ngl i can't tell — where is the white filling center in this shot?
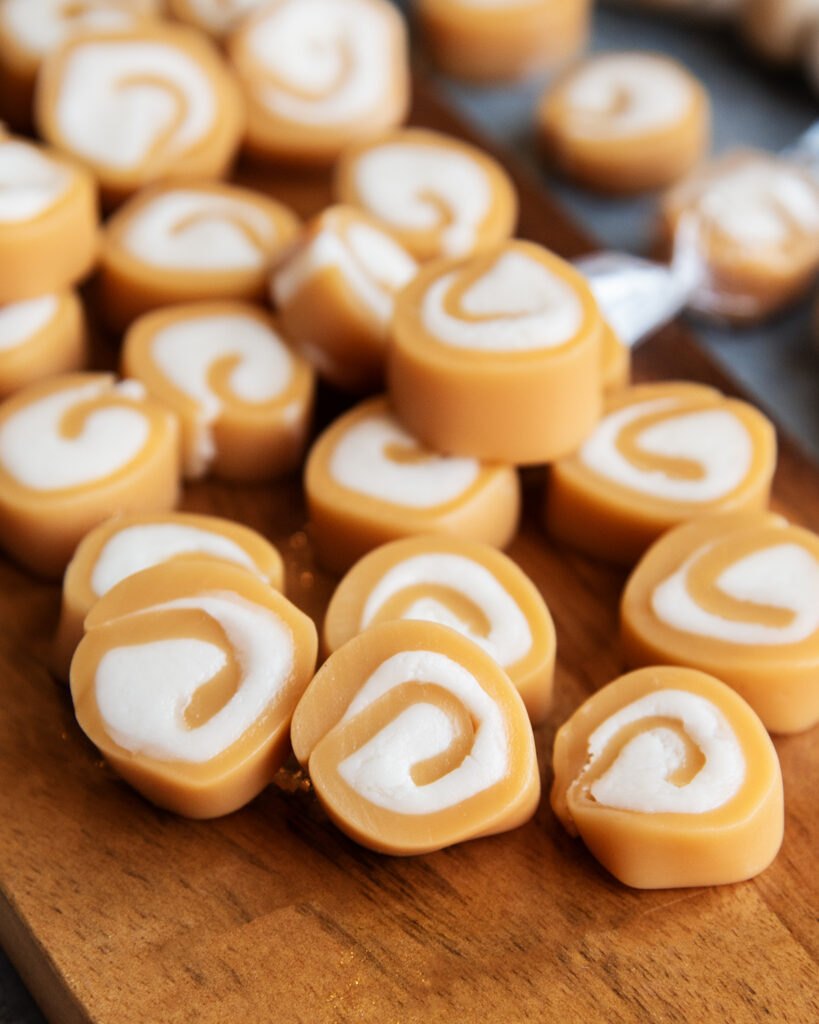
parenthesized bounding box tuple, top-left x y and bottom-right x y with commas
(0, 141, 70, 223)
(184, 0, 264, 34)
(0, 295, 59, 351)
(0, 0, 145, 56)
(337, 649, 509, 814)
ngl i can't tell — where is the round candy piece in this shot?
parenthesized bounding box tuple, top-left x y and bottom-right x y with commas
(334, 128, 518, 263)
(291, 619, 540, 854)
(71, 560, 318, 818)
(227, 0, 409, 166)
(36, 22, 245, 206)
(272, 204, 418, 392)
(168, 0, 268, 39)
(324, 535, 555, 724)
(538, 51, 710, 195)
(0, 0, 160, 129)
(304, 396, 521, 573)
(545, 382, 777, 565)
(0, 133, 98, 304)
(389, 240, 604, 464)
(658, 149, 819, 322)
(622, 512, 819, 735)
(55, 510, 284, 682)
(0, 372, 179, 577)
(740, 0, 819, 64)
(99, 181, 300, 331)
(0, 290, 87, 398)
(121, 302, 315, 481)
(551, 666, 784, 889)
(417, 0, 591, 83)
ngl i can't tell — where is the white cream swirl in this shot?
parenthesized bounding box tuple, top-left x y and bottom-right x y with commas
(0, 295, 59, 351)
(0, 140, 70, 223)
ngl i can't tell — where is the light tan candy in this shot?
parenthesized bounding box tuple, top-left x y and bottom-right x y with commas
(291, 619, 540, 855)
(168, 0, 268, 40)
(0, 290, 87, 398)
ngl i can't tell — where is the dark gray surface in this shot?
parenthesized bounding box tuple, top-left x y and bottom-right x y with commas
(2, 5, 818, 1024)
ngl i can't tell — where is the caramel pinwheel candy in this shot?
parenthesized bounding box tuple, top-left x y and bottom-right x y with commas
(0, 291, 87, 398)
(323, 536, 555, 724)
(291, 619, 540, 854)
(304, 396, 520, 573)
(0, 0, 161, 129)
(55, 509, 284, 681)
(622, 513, 819, 734)
(334, 128, 518, 263)
(390, 241, 604, 464)
(659, 149, 819, 321)
(35, 22, 245, 207)
(122, 302, 314, 481)
(271, 205, 418, 392)
(0, 134, 98, 304)
(417, 0, 590, 83)
(168, 0, 268, 39)
(227, 0, 409, 166)
(551, 666, 784, 889)
(99, 182, 300, 331)
(71, 560, 318, 818)
(0, 372, 179, 577)
(538, 52, 710, 195)
(545, 382, 776, 565)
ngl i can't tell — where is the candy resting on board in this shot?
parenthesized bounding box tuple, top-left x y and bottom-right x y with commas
(54, 510, 284, 681)
(70, 559, 318, 819)
(550, 665, 784, 889)
(323, 534, 556, 724)
(290, 619, 540, 855)
(0, 290, 87, 398)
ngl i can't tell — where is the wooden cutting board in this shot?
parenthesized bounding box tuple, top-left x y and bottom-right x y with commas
(0, 77, 817, 1024)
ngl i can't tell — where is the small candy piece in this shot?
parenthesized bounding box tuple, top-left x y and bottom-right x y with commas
(538, 51, 710, 195)
(740, 0, 819, 65)
(334, 128, 518, 263)
(121, 302, 314, 481)
(551, 665, 784, 889)
(168, 0, 268, 39)
(417, 0, 590, 83)
(304, 396, 520, 573)
(622, 513, 819, 734)
(0, 0, 161, 129)
(0, 372, 179, 577)
(545, 382, 777, 565)
(227, 0, 409, 166)
(324, 536, 555, 724)
(291, 619, 540, 854)
(54, 510, 284, 682)
(71, 560, 318, 818)
(99, 182, 300, 331)
(35, 22, 245, 206)
(0, 133, 98, 304)
(0, 290, 87, 398)
(272, 205, 418, 392)
(389, 240, 604, 463)
(658, 149, 819, 321)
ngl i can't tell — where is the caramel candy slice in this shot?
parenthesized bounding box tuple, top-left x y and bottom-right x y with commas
(0, 290, 87, 398)
(551, 666, 784, 889)
(122, 302, 315, 481)
(71, 560, 317, 818)
(0, 133, 98, 304)
(168, 0, 267, 39)
(291, 619, 540, 854)
(272, 204, 418, 391)
(622, 512, 819, 734)
(324, 536, 555, 724)
(0, 0, 161, 129)
(227, 0, 409, 166)
(659, 149, 819, 321)
(0, 372, 179, 577)
(99, 182, 300, 331)
(304, 396, 520, 573)
(334, 128, 518, 263)
(538, 52, 710, 195)
(390, 240, 604, 464)
(417, 0, 590, 83)
(35, 22, 245, 207)
(55, 510, 284, 682)
(545, 382, 777, 565)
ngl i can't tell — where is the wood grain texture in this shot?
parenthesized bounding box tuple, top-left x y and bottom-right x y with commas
(0, 75, 817, 1024)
